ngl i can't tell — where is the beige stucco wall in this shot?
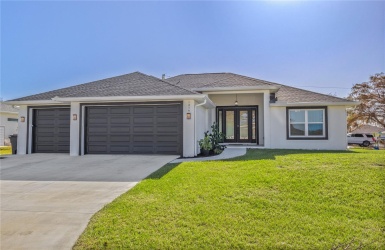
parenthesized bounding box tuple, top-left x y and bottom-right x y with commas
(270, 105, 348, 150)
(208, 93, 264, 145)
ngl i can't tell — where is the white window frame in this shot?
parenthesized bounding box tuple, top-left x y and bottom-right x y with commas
(288, 108, 326, 139)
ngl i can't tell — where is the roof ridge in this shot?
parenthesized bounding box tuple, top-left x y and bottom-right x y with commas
(169, 72, 232, 78)
(136, 72, 200, 95)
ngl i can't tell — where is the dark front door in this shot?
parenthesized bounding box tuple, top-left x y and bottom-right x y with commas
(217, 107, 258, 144)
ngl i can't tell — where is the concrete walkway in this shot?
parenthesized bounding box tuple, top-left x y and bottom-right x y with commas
(0, 154, 178, 250)
(171, 147, 247, 163)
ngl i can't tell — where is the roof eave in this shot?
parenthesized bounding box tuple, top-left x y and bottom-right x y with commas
(5, 95, 210, 105)
(192, 86, 279, 92)
(270, 101, 360, 107)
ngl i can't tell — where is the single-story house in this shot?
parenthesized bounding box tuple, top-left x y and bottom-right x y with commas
(0, 102, 19, 146)
(6, 72, 358, 157)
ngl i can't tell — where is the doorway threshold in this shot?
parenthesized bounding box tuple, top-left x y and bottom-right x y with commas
(220, 143, 265, 149)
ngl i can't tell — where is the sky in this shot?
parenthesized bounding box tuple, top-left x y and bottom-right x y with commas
(1, 0, 384, 100)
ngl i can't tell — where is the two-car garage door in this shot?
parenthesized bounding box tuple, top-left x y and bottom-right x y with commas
(85, 104, 182, 155)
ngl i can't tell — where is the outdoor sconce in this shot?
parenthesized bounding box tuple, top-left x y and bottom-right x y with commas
(235, 94, 238, 106)
(20, 116, 25, 123)
(72, 114, 78, 121)
(186, 113, 191, 119)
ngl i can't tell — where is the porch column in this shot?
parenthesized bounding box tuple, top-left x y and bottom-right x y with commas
(17, 105, 28, 155)
(70, 102, 80, 156)
(183, 100, 195, 157)
(263, 91, 271, 148)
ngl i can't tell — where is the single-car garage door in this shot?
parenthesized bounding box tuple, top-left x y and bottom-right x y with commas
(85, 103, 183, 155)
(33, 108, 70, 153)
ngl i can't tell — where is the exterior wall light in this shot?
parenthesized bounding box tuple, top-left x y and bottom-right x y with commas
(72, 114, 78, 121)
(20, 116, 25, 123)
(186, 113, 191, 119)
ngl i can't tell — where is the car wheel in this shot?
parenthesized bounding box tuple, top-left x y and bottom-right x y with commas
(362, 141, 370, 147)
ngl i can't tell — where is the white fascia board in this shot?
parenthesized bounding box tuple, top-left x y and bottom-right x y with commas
(6, 95, 217, 108)
(194, 86, 279, 93)
(270, 101, 360, 107)
(4, 100, 66, 105)
(51, 95, 207, 103)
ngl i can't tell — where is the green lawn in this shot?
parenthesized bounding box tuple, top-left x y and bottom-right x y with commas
(74, 149, 385, 249)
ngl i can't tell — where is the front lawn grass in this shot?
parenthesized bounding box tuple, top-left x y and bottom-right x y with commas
(74, 149, 384, 249)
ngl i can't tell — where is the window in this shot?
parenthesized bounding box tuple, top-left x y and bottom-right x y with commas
(287, 107, 327, 140)
(7, 118, 18, 122)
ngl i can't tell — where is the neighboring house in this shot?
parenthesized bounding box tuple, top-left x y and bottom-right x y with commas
(0, 102, 19, 146)
(350, 124, 384, 134)
(6, 72, 358, 157)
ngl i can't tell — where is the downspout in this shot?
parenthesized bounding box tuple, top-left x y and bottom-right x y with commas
(194, 98, 207, 156)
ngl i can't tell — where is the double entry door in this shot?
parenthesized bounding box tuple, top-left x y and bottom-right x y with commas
(217, 106, 258, 144)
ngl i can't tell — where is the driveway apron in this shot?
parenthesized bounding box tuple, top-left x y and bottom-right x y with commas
(0, 154, 177, 250)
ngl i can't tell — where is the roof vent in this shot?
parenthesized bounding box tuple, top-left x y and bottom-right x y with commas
(162, 74, 166, 80)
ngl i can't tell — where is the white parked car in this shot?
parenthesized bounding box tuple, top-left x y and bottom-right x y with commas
(347, 133, 375, 147)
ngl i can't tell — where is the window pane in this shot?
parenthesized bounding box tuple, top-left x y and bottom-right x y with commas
(308, 124, 323, 136)
(308, 110, 323, 122)
(252, 110, 256, 140)
(290, 124, 305, 136)
(239, 110, 248, 140)
(355, 134, 363, 137)
(226, 111, 234, 139)
(218, 111, 222, 133)
(290, 110, 305, 123)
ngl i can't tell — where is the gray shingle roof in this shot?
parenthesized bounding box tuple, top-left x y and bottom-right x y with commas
(167, 73, 352, 103)
(166, 73, 277, 89)
(9, 72, 199, 101)
(9, 71, 353, 104)
(0, 102, 19, 113)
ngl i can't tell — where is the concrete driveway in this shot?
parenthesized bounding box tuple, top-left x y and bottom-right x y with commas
(0, 154, 178, 250)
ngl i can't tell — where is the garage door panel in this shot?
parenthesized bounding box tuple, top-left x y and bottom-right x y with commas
(110, 117, 130, 124)
(89, 117, 108, 124)
(110, 127, 130, 133)
(109, 145, 131, 153)
(33, 108, 70, 153)
(88, 107, 108, 114)
(110, 107, 130, 114)
(86, 104, 182, 154)
(88, 145, 108, 153)
(156, 126, 179, 133)
(156, 106, 179, 113)
(157, 135, 179, 143)
(133, 117, 153, 124)
(133, 126, 154, 133)
(110, 136, 130, 142)
(133, 107, 154, 114)
(157, 117, 179, 123)
(133, 135, 154, 142)
(88, 127, 108, 133)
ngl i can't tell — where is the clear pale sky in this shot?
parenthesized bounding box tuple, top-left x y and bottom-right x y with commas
(1, 0, 384, 100)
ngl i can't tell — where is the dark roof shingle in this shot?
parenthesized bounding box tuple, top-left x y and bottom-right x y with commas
(9, 72, 198, 101)
(167, 73, 351, 103)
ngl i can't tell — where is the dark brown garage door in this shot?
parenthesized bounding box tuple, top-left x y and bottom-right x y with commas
(85, 103, 183, 155)
(33, 108, 70, 153)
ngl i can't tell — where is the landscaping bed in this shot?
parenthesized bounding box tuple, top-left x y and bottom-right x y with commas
(74, 149, 385, 249)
